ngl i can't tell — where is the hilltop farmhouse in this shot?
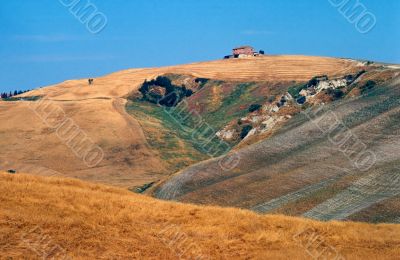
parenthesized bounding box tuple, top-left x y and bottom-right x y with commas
(224, 46, 264, 59)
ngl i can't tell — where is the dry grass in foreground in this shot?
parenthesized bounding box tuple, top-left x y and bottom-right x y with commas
(0, 173, 399, 259)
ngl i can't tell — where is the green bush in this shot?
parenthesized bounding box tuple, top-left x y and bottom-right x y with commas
(240, 125, 253, 139)
(327, 88, 344, 100)
(195, 78, 209, 88)
(249, 104, 262, 112)
(288, 84, 307, 99)
(154, 76, 172, 87)
(360, 80, 376, 93)
(296, 96, 306, 104)
(307, 75, 328, 87)
(138, 76, 195, 107)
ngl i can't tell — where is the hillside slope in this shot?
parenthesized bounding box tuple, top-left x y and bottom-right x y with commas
(1, 173, 399, 259)
(0, 56, 362, 189)
(20, 56, 360, 100)
(155, 69, 400, 223)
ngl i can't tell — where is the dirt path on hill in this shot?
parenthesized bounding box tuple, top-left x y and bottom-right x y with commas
(112, 97, 149, 145)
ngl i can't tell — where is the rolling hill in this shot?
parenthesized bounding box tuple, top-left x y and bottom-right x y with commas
(155, 68, 400, 223)
(0, 55, 363, 189)
(1, 172, 399, 259)
(1, 55, 399, 224)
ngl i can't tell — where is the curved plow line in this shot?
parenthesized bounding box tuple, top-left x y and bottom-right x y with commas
(251, 172, 346, 213)
(303, 170, 400, 221)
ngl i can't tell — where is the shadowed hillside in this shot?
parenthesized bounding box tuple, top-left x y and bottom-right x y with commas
(1, 173, 399, 259)
(155, 69, 400, 223)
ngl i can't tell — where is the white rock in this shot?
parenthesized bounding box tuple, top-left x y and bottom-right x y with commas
(250, 116, 262, 124)
(299, 89, 309, 97)
(271, 105, 280, 113)
(284, 93, 293, 100)
(316, 79, 347, 92)
(262, 117, 276, 128)
(216, 129, 235, 140)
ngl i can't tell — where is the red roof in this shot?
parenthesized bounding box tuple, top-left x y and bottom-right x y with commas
(233, 46, 254, 50)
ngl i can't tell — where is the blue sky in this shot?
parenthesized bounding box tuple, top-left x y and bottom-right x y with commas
(0, 0, 399, 93)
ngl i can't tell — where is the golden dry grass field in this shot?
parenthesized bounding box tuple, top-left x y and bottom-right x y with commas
(1, 172, 399, 259)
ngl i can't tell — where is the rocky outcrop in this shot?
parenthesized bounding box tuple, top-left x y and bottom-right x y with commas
(296, 71, 366, 104)
(215, 71, 367, 144)
(216, 93, 295, 143)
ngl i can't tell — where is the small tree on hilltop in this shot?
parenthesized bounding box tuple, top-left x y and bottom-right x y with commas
(139, 80, 150, 96)
(155, 76, 172, 87)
